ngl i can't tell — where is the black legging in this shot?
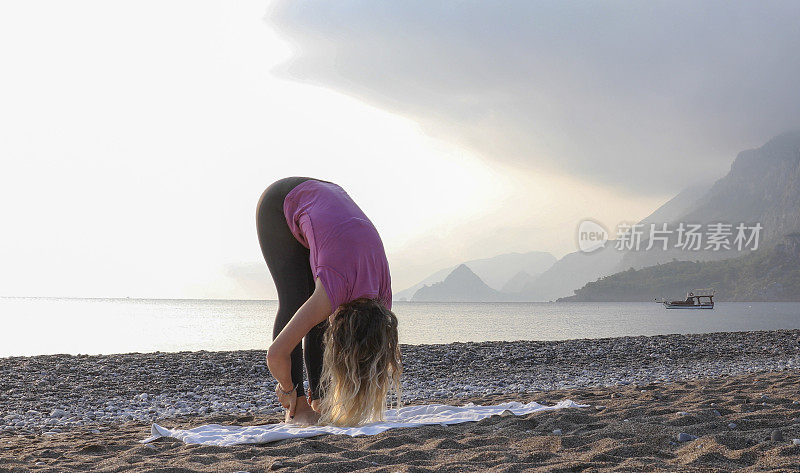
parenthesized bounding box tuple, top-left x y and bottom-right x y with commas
(255, 176, 331, 400)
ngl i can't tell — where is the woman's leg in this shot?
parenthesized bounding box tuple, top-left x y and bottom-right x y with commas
(304, 319, 328, 402)
(255, 177, 315, 399)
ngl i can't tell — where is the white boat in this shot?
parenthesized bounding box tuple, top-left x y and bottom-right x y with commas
(656, 289, 715, 309)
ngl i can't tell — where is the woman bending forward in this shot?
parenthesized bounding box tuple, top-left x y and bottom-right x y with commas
(256, 177, 402, 426)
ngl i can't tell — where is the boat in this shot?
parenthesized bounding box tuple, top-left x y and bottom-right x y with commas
(655, 288, 715, 309)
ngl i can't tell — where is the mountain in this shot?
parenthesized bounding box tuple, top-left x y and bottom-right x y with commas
(508, 184, 712, 301)
(516, 242, 625, 301)
(617, 131, 800, 271)
(464, 252, 556, 289)
(398, 132, 800, 302)
(393, 251, 556, 300)
(559, 233, 800, 302)
(685, 131, 800, 240)
(637, 184, 712, 229)
(501, 270, 535, 293)
(412, 181, 721, 303)
(393, 267, 454, 301)
(411, 264, 506, 302)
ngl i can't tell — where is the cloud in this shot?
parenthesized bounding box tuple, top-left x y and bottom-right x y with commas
(268, 0, 800, 194)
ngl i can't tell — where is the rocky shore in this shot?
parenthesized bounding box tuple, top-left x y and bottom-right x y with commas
(2, 330, 800, 436)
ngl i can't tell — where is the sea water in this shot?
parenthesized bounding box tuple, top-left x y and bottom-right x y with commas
(1, 297, 799, 357)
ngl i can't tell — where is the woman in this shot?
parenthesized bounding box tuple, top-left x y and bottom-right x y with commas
(256, 177, 402, 426)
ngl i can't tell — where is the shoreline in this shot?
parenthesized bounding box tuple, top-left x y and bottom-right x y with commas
(4, 325, 800, 359)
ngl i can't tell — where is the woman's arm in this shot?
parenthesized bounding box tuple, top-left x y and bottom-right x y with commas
(266, 278, 332, 414)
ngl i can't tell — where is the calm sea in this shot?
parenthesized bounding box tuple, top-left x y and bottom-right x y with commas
(2, 298, 800, 357)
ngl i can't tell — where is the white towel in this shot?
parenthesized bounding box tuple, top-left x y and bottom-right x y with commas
(142, 399, 587, 446)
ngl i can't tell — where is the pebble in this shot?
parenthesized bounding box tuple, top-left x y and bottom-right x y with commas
(2, 330, 800, 433)
(499, 410, 514, 417)
(728, 423, 737, 429)
(552, 429, 563, 435)
(771, 429, 784, 441)
(792, 439, 800, 445)
(677, 433, 698, 442)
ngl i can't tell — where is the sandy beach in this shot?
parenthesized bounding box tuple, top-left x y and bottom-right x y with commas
(3, 330, 800, 472)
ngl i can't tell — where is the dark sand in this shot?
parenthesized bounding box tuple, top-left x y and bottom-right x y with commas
(3, 371, 800, 472)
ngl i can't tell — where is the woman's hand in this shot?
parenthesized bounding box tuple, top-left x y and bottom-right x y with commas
(275, 383, 297, 419)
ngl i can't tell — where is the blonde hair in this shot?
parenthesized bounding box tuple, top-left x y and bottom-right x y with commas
(317, 298, 402, 427)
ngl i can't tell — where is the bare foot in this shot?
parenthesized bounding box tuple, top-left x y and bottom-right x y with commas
(285, 396, 320, 425)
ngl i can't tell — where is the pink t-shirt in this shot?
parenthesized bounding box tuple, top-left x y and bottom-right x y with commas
(283, 180, 392, 313)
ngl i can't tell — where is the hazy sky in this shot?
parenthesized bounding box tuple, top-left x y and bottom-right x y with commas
(1, 1, 798, 299)
(270, 0, 800, 192)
